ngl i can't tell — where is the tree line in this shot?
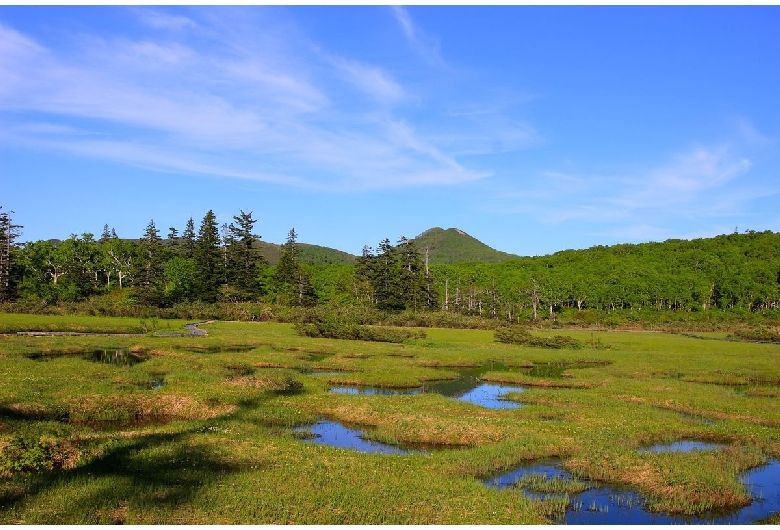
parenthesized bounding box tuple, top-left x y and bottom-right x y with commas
(423, 230, 780, 319)
(2, 208, 317, 308)
(307, 230, 780, 320)
(2, 203, 780, 320)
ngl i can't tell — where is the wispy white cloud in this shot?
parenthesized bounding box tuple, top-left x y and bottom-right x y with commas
(0, 24, 46, 98)
(491, 143, 762, 229)
(390, 6, 443, 67)
(10, 122, 98, 136)
(0, 9, 490, 191)
(430, 96, 543, 156)
(324, 53, 404, 105)
(611, 145, 751, 210)
(734, 116, 774, 148)
(126, 41, 194, 66)
(135, 9, 197, 31)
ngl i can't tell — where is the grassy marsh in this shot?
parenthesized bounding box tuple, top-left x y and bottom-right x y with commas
(1, 313, 780, 523)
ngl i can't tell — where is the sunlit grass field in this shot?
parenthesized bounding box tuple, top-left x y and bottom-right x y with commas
(1, 314, 779, 523)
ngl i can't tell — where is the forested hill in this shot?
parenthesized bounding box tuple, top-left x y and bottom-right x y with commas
(427, 230, 780, 313)
(412, 227, 518, 264)
(256, 241, 355, 266)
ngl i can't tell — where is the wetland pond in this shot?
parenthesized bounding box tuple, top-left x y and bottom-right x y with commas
(89, 348, 148, 366)
(27, 348, 148, 366)
(639, 440, 725, 453)
(484, 445, 780, 524)
(329, 363, 525, 409)
(295, 421, 425, 455)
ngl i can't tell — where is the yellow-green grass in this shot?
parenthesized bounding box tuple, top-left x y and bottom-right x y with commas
(1, 315, 780, 523)
(0, 313, 191, 334)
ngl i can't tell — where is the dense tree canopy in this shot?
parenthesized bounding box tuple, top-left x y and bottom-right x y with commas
(3, 203, 780, 323)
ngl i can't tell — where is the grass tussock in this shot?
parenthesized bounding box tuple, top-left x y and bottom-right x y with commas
(226, 375, 304, 394)
(482, 373, 593, 389)
(295, 320, 425, 343)
(565, 446, 764, 515)
(64, 394, 236, 424)
(513, 473, 591, 494)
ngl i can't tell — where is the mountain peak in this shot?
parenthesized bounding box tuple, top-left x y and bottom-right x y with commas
(413, 227, 517, 264)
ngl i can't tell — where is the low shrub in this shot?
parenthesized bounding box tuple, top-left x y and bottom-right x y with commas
(729, 327, 780, 343)
(494, 326, 583, 349)
(276, 376, 304, 394)
(293, 313, 426, 343)
(0, 434, 76, 474)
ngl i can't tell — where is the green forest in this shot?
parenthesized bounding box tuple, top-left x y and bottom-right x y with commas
(1, 205, 780, 328)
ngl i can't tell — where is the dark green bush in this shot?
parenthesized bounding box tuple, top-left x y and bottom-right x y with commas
(0, 434, 62, 473)
(276, 376, 304, 394)
(494, 326, 583, 349)
(225, 362, 256, 377)
(293, 313, 426, 343)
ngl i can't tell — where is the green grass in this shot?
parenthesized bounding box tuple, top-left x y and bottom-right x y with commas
(0, 313, 191, 334)
(1, 314, 780, 523)
(513, 473, 591, 494)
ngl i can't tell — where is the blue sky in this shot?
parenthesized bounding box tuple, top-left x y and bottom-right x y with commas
(2, 6, 779, 256)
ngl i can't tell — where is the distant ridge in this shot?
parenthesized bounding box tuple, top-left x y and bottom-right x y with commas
(255, 241, 355, 266)
(412, 227, 518, 264)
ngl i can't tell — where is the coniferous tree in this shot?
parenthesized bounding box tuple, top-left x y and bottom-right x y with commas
(181, 217, 196, 259)
(0, 206, 22, 301)
(133, 220, 165, 306)
(100, 224, 112, 242)
(375, 238, 403, 310)
(223, 210, 263, 300)
(354, 237, 432, 311)
(275, 228, 316, 306)
(275, 228, 299, 288)
(220, 222, 232, 274)
(194, 210, 223, 303)
(396, 236, 429, 311)
(167, 226, 180, 253)
(354, 245, 378, 305)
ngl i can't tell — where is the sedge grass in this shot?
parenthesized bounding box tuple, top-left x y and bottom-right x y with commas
(2, 314, 780, 523)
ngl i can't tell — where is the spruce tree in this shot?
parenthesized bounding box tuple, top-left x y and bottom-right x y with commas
(100, 223, 112, 242)
(375, 238, 403, 310)
(275, 228, 316, 306)
(224, 210, 262, 299)
(396, 236, 428, 311)
(0, 206, 22, 301)
(194, 210, 223, 303)
(167, 227, 180, 253)
(133, 220, 165, 306)
(275, 228, 299, 288)
(354, 245, 378, 305)
(181, 217, 196, 259)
